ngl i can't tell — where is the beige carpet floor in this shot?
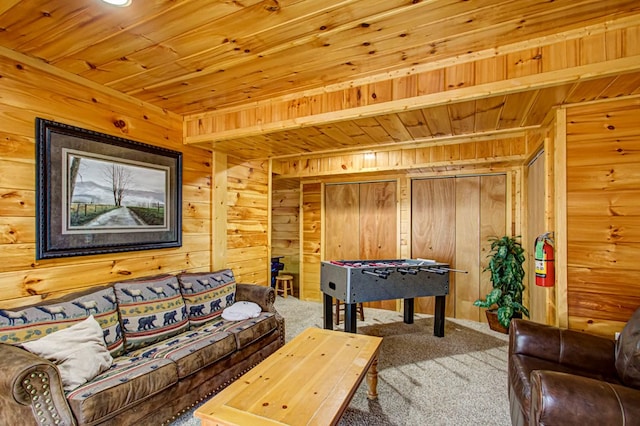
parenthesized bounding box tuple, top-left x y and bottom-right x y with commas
(170, 296, 511, 426)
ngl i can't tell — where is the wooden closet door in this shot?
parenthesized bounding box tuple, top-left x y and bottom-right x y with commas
(527, 153, 547, 324)
(359, 182, 396, 259)
(411, 178, 456, 316)
(359, 181, 397, 310)
(454, 176, 480, 320)
(325, 184, 360, 260)
(325, 181, 398, 310)
(411, 176, 506, 320)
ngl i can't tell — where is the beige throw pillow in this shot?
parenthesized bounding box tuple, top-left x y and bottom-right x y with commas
(22, 315, 113, 391)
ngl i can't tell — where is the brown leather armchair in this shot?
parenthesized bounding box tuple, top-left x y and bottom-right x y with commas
(508, 308, 640, 426)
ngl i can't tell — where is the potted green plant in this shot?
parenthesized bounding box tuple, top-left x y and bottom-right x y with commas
(474, 235, 530, 333)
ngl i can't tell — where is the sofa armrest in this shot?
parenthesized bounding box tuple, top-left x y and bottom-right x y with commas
(235, 284, 285, 347)
(530, 370, 640, 425)
(509, 319, 617, 375)
(0, 343, 76, 426)
(236, 283, 276, 313)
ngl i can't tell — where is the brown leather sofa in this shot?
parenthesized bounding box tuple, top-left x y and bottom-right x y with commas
(508, 308, 640, 426)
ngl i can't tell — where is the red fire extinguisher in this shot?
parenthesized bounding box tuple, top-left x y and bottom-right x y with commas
(534, 233, 555, 287)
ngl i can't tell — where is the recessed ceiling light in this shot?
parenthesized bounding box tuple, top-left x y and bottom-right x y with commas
(101, 0, 132, 6)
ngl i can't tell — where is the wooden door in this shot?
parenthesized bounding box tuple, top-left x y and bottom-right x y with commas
(478, 175, 507, 322)
(454, 176, 480, 320)
(359, 181, 397, 309)
(411, 175, 506, 320)
(325, 184, 360, 260)
(325, 181, 398, 310)
(411, 178, 456, 316)
(527, 152, 547, 324)
(359, 182, 396, 260)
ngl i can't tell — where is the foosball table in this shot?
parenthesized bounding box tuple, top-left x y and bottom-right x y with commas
(321, 259, 454, 336)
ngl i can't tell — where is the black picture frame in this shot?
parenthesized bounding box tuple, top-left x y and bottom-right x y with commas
(36, 118, 182, 259)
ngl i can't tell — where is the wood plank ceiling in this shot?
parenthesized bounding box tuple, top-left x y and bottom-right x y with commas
(1, 0, 640, 159)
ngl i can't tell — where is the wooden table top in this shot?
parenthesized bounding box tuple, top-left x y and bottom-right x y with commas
(194, 327, 382, 426)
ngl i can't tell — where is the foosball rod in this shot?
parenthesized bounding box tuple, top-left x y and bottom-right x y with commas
(415, 258, 467, 273)
(440, 267, 468, 274)
(418, 267, 468, 274)
(419, 267, 446, 274)
(362, 269, 390, 279)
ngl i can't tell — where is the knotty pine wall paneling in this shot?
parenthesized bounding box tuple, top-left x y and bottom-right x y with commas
(0, 54, 212, 308)
(271, 184, 301, 293)
(274, 134, 530, 179)
(225, 157, 269, 285)
(301, 182, 322, 301)
(564, 97, 640, 337)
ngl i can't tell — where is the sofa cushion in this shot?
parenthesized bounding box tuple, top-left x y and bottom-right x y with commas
(127, 327, 237, 379)
(177, 270, 236, 327)
(615, 306, 640, 388)
(66, 355, 178, 425)
(114, 275, 189, 351)
(0, 286, 125, 357)
(21, 316, 113, 391)
(196, 312, 277, 350)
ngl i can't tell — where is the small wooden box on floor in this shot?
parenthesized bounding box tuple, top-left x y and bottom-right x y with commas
(195, 328, 382, 425)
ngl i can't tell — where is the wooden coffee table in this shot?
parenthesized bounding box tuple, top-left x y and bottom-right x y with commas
(195, 327, 382, 425)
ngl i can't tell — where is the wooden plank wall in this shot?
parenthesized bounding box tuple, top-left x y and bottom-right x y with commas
(565, 97, 640, 337)
(301, 183, 322, 301)
(271, 185, 301, 292)
(225, 157, 270, 285)
(0, 54, 212, 309)
(274, 135, 528, 178)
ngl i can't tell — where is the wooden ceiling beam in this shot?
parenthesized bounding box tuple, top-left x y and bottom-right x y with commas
(184, 54, 640, 147)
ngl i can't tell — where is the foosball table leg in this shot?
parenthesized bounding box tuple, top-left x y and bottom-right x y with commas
(434, 295, 446, 337)
(344, 303, 357, 333)
(323, 293, 333, 330)
(403, 298, 414, 324)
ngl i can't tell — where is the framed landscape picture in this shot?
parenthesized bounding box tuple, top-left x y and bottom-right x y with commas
(35, 118, 182, 259)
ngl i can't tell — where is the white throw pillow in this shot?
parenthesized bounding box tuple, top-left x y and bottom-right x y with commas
(222, 301, 262, 321)
(21, 315, 113, 391)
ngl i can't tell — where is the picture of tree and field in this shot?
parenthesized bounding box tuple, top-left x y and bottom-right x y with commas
(36, 118, 182, 259)
(66, 153, 168, 231)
